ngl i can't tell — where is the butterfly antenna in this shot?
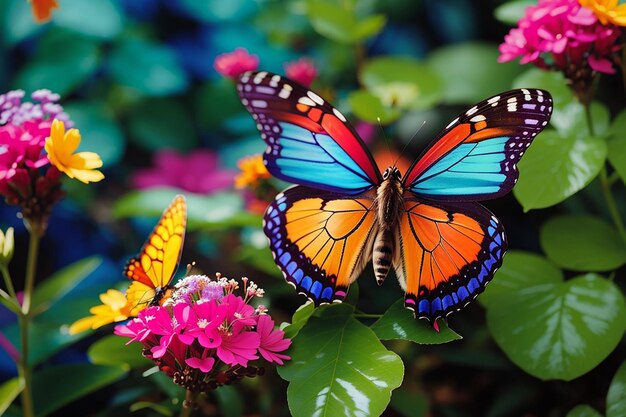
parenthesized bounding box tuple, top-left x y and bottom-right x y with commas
(377, 117, 393, 164)
(393, 120, 426, 170)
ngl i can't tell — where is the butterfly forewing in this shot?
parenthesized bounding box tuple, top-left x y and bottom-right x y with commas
(237, 71, 382, 194)
(403, 89, 553, 201)
(124, 195, 187, 307)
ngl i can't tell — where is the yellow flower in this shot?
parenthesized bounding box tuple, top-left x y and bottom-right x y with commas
(68, 289, 134, 335)
(45, 119, 105, 184)
(234, 154, 271, 189)
(29, 0, 59, 23)
(579, 0, 626, 26)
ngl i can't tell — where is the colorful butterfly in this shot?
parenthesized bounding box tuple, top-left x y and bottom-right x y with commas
(124, 194, 187, 308)
(237, 70, 552, 327)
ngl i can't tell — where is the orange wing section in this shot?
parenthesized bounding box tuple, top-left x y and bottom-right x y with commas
(124, 195, 187, 291)
(394, 197, 506, 323)
(264, 186, 378, 304)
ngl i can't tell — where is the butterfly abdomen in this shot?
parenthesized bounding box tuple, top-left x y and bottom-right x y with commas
(373, 170, 404, 285)
(373, 231, 395, 285)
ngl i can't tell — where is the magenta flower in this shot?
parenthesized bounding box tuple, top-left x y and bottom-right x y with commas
(285, 58, 318, 87)
(257, 315, 291, 365)
(214, 48, 259, 79)
(499, 0, 621, 100)
(132, 149, 235, 194)
(115, 274, 291, 395)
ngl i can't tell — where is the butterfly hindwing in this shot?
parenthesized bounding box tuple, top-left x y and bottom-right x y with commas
(403, 89, 553, 201)
(264, 185, 378, 304)
(237, 71, 382, 194)
(124, 195, 186, 306)
(394, 196, 506, 322)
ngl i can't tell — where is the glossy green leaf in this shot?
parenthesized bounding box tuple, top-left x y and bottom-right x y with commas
(480, 251, 563, 308)
(54, 0, 123, 39)
(127, 99, 197, 152)
(63, 101, 125, 166)
(512, 68, 574, 108)
(427, 42, 523, 104)
(607, 361, 626, 417)
(361, 56, 442, 110)
(307, 0, 385, 44)
(278, 304, 404, 417)
(13, 31, 100, 96)
(88, 335, 152, 370)
(566, 405, 603, 417)
(0, 378, 23, 416)
(108, 38, 188, 96)
(513, 131, 607, 211)
(282, 301, 316, 339)
(608, 110, 626, 184)
(348, 90, 402, 124)
(494, 0, 535, 25)
(31, 256, 102, 316)
(550, 101, 610, 140)
(112, 188, 245, 231)
(487, 273, 626, 380)
(370, 299, 462, 344)
(33, 364, 126, 417)
(540, 216, 626, 271)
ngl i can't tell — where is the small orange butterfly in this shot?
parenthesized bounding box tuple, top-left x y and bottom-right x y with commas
(124, 195, 187, 308)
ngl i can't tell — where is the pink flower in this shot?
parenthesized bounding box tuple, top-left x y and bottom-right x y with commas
(257, 315, 291, 365)
(132, 149, 235, 194)
(214, 48, 259, 79)
(217, 330, 260, 367)
(284, 58, 317, 87)
(499, 0, 621, 76)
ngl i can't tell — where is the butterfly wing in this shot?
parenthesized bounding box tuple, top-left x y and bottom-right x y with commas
(403, 89, 552, 201)
(394, 196, 506, 323)
(264, 185, 378, 304)
(123, 195, 187, 305)
(237, 71, 382, 194)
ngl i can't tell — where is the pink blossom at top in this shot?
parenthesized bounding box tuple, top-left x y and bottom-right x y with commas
(214, 48, 259, 79)
(257, 315, 291, 365)
(498, 0, 621, 74)
(217, 330, 260, 367)
(132, 149, 235, 194)
(284, 58, 318, 87)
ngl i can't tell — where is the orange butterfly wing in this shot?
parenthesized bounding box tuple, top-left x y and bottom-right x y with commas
(123, 195, 187, 306)
(264, 185, 378, 304)
(394, 197, 506, 323)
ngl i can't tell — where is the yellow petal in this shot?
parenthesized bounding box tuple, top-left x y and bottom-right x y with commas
(68, 315, 100, 335)
(67, 168, 105, 184)
(62, 128, 81, 155)
(72, 152, 103, 169)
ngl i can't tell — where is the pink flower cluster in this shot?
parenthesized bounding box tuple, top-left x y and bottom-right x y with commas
(499, 0, 620, 74)
(0, 90, 70, 221)
(115, 274, 291, 392)
(214, 48, 318, 86)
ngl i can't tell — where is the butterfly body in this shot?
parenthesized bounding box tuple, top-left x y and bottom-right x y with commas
(238, 71, 553, 325)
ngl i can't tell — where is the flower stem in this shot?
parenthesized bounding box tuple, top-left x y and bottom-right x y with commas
(1, 265, 17, 301)
(21, 224, 41, 314)
(180, 390, 198, 417)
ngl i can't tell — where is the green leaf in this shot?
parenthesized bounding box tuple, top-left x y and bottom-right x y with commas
(127, 99, 197, 152)
(512, 68, 574, 108)
(348, 90, 402, 124)
(54, 0, 123, 39)
(108, 37, 188, 96)
(370, 299, 462, 344)
(215, 386, 243, 417)
(278, 304, 404, 417)
(607, 361, 626, 417)
(88, 335, 153, 370)
(427, 42, 524, 104)
(494, 0, 535, 25)
(282, 301, 316, 339)
(487, 273, 626, 381)
(0, 294, 21, 315)
(540, 216, 626, 271)
(63, 101, 125, 166)
(608, 110, 626, 184)
(306, 0, 385, 44)
(480, 251, 563, 308)
(112, 188, 245, 231)
(235, 244, 281, 277)
(513, 130, 607, 211)
(551, 101, 610, 140)
(33, 364, 126, 417)
(0, 378, 23, 416)
(31, 257, 102, 316)
(566, 405, 603, 417)
(13, 31, 100, 96)
(361, 56, 442, 110)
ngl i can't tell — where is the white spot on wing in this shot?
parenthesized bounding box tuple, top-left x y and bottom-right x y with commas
(446, 117, 460, 129)
(470, 115, 486, 122)
(298, 96, 316, 106)
(466, 106, 478, 116)
(333, 108, 347, 122)
(307, 91, 324, 105)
